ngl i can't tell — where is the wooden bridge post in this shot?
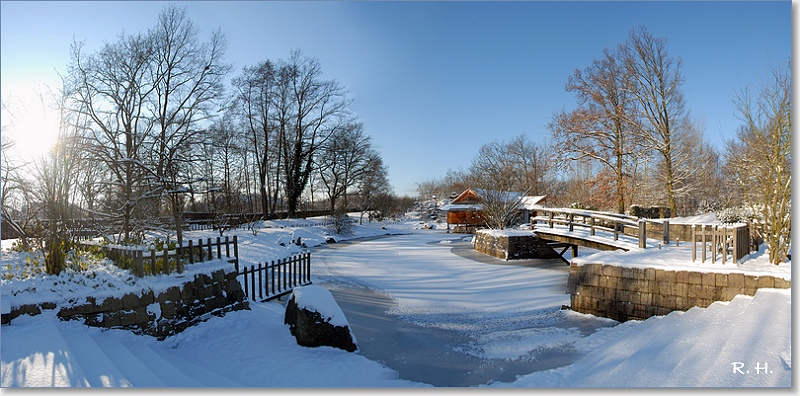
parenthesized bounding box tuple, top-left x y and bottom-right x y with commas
(590, 217, 595, 236)
(691, 225, 697, 262)
(663, 219, 670, 244)
(568, 213, 574, 232)
(638, 219, 646, 249)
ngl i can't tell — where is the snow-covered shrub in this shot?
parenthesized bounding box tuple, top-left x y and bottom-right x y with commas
(327, 210, 354, 236)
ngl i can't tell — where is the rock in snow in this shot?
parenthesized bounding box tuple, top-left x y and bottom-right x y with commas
(284, 285, 357, 352)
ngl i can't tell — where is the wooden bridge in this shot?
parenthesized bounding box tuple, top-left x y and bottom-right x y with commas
(530, 208, 751, 265)
(530, 208, 670, 263)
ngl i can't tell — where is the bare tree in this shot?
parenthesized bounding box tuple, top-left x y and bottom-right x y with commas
(66, 32, 155, 243)
(623, 26, 687, 217)
(147, 4, 232, 244)
(278, 50, 351, 217)
(316, 121, 374, 213)
(357, 150, 390, 224)
(231, 59, 279, 218)
(33, 88, 83, 274)
(477, 188, 528, 230)
(727, 61, 791, 264)
(550, 46, 640, 213)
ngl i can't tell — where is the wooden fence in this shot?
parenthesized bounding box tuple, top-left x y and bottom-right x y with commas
(690, 224, 750, 264)
(238, 252, 312, 302)
(532, 208, 670, 248)
(78, 236, 239, 277)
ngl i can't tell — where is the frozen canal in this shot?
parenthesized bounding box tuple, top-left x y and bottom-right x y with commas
(313, 231, 618, 387)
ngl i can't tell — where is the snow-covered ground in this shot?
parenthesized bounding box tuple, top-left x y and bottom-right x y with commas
(0, 215, 792, 389)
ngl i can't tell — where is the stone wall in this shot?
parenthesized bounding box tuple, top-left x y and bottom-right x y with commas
(566, 263, 791, 322)
(474, 231, 562, 260)
(6, 268, 249, 339)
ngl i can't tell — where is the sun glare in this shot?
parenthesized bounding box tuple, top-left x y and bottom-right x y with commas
(2, 82, 62, 161)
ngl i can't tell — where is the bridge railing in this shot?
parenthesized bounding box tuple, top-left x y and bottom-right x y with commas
(690, 224, 749, 264)
(531, 208, 669, 249)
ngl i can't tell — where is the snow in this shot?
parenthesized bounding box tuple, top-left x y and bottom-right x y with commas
(0, 216, 793, 389)
(478, 228, 537, 237)
(571, 242, 791, 280)
(291, 285, 350, 327)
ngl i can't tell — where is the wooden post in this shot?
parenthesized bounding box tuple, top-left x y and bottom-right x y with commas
(614, 222, 619, 241)
(590, 217, 595, 236)
(150, 246, 157, 275)
(207, 238, 213, 261)
(136, 249, 144, 278)
(568, 213, 574, 232)
(638, 219, 647, 249)
(663, 219, 670, 244)
(691, 225, 696, 262)
(548, 211, 554, 228)
(216, 237, 222, 260)
(225, 236, 230, 258)
(701, 225, 707, 263)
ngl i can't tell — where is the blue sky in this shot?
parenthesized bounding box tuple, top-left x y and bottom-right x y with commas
(1, 1, 792, 197)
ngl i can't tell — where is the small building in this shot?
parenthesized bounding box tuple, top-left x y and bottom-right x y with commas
(439, 188, 547, 233)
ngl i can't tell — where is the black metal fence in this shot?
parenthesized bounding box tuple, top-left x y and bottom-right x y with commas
(238, 252, 312, 302)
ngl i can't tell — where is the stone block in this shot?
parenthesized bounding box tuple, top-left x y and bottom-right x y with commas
(715, 274, 729, 287)
(773, 278, 791, 289)
(701, 273, 716, 286)
(675, 271, 689, 284)
(212, 270, 225, 284)
(756, 277, 774, 288)
(728, 273, 745, 288)
(181, 284, 195, 300)
(655, 269, 676, 283)
(671, 283, 687, 296)
(602, 265, 622, 278)
(103, 312, 121, 328)
(134, 306, 150, 324)
(119, 310, 137, 326)
(161, 301, 177, 319)
(656, 307, 672, 316)
(644, 267, 656, 281)
(688, 272, 702, 285)
(621, 267, 636, 280)
(744, 275, 758, 290)
(122, 293, 139, 310)
(170, 286, 183, 301)
(140, 290, 155, 305)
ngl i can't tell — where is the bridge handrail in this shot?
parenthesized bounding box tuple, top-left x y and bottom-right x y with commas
(531, 208, 670, 248)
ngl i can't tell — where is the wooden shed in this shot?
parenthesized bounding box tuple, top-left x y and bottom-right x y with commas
(440, 188, 547, 233)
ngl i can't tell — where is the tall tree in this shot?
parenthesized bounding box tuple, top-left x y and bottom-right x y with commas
(232, 60, 279, 218)
(278, 50, 350, 217)
(550, 46, 639, 213)
(147, 4, 231, 244)
(66, 32, 155, 242)
(623, 26, 687, 217)
(316, 121, 373, 213)
(727, 62, 791, 265)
